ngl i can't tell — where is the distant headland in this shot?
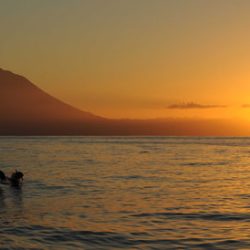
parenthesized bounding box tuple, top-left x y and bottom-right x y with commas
(0, 68, 248, 136)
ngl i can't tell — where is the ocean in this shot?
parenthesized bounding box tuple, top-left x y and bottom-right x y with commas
(0, 136, 249, 249)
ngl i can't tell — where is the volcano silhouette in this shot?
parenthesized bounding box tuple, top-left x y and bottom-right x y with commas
(0, 68, 108, 135)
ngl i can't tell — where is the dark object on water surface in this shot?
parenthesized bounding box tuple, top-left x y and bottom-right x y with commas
(10, 170, 24, 186)
(0, 170, 6, 181)
(0, 170, 24, 186)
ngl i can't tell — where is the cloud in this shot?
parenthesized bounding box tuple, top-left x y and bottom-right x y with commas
(242, 104, 250, 108)
(166, 102, 227, 109)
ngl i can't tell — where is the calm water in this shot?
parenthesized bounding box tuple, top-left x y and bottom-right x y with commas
(0, 137, 249, 249)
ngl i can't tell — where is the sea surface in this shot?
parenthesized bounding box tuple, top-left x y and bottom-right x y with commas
(0, 136, 249, 250)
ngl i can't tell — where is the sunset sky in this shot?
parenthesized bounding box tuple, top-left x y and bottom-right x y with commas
(1, 0, 250, 120)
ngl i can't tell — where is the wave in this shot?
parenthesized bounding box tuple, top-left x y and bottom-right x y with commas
(1, 225, 250, 249)
(132, 211, 250, 222)
(181, 161, 230, 166)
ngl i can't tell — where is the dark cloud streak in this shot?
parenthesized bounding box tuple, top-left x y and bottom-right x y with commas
(166, 102, 227, 109)
(242, 104, 250, 108)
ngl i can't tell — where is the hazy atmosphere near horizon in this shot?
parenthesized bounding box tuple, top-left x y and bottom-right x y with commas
(1, 1, 250, 250)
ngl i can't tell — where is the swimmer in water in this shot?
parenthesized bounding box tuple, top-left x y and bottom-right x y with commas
(0, 170, 24, 187)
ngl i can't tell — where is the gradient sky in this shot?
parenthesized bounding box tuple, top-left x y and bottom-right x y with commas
(1, 0, 250, 119)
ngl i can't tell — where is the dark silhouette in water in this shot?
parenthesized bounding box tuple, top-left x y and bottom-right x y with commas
(0, 170, 24, 187)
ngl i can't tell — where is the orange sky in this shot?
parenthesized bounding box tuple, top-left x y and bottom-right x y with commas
(1, 0, 250, 121)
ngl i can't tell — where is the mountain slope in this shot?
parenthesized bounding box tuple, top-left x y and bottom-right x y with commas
(0, 68, 102, 122)
(0, 68, 107, 135)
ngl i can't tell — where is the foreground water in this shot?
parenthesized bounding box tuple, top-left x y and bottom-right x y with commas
(0, 137, 249, 249)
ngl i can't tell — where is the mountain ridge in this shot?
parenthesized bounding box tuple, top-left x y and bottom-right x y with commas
(0, 68, 111, 135)
(0, 68, 104, 122)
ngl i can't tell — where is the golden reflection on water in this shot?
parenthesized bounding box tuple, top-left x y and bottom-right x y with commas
(0, 137, 249, 249)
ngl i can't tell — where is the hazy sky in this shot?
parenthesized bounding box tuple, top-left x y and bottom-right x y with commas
(1, 0, 250, 119)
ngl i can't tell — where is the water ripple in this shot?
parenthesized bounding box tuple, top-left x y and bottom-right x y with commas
(132, 212, 250, 222)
